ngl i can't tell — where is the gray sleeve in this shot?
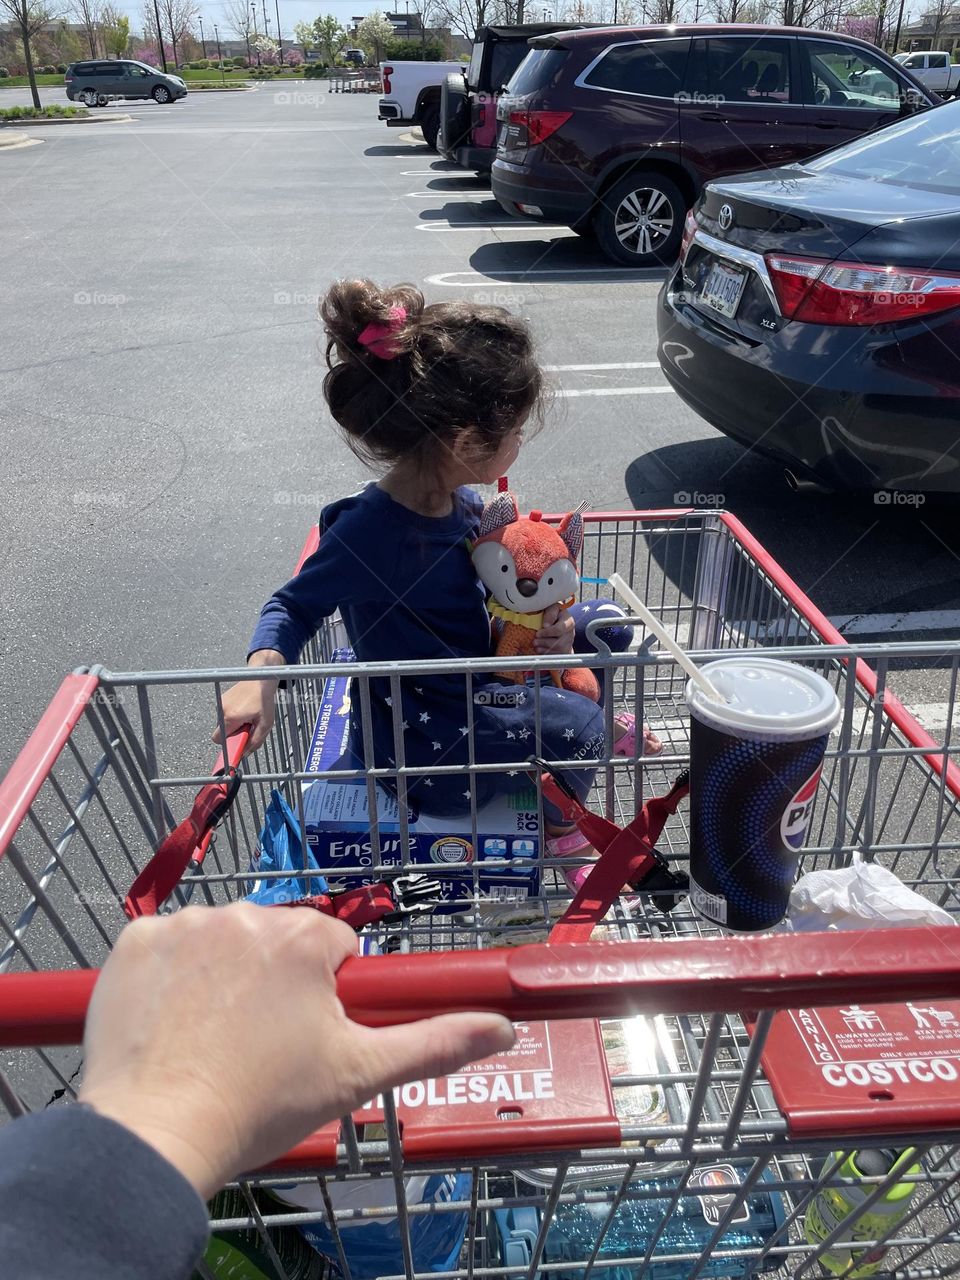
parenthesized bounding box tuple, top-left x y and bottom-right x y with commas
(0, 1104, 210, 1279)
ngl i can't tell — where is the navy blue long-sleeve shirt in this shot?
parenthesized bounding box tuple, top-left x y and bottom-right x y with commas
(0, 1105, 209, 1278)
(248, 483, 490, 665)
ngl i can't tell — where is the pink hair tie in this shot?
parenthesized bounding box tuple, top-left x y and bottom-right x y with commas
(357, 305, 407, 360)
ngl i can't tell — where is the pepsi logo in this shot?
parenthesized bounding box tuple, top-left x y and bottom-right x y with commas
(780, 768, 823, 850)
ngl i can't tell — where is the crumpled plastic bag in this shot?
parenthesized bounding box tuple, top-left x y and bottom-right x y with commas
(783, 856, 955, 932)
(245, 787, 327, 906)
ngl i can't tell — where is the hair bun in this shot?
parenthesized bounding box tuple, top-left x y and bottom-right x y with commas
(320, 278, 423, 363)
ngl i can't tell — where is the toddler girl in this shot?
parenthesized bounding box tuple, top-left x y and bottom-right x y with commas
(215, 280, 660, 880)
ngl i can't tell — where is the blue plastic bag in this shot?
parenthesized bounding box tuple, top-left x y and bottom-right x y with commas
(246, 788, 327, 905)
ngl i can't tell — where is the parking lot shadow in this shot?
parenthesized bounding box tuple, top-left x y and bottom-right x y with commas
(468, 237, 670, 283)
(625, 437, 960, 624)
(418, 200, 508, 223)
(364, 143, 432, 156)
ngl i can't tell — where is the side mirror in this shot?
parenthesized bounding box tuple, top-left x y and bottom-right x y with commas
(900, 86, 925, 114)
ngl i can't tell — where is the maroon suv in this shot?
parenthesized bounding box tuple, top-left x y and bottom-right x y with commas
(492, 24, 937, 265)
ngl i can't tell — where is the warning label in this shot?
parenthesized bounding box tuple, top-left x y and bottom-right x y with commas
(761, 999, 960, 1136)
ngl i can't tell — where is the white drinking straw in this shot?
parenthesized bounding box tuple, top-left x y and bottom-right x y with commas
(607, 572, 727, 704)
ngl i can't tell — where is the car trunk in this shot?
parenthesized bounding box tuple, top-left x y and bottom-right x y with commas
(684, 166, 960, 342)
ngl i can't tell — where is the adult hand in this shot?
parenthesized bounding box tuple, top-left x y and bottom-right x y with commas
(533, 604, 575, 656)
(79, 904, 515, 1201)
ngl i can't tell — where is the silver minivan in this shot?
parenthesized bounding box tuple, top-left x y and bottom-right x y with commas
(65, 60, 188, 106)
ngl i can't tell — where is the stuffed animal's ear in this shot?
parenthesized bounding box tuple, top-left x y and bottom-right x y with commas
(558, 511, 583, 562)
(478, 491, 519, 537)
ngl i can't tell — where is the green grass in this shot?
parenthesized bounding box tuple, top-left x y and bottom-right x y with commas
(0, 74, 64, 87)
(0, 103, 89, 119)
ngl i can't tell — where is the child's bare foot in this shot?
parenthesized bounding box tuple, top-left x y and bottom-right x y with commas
(613, 713, 662, 757)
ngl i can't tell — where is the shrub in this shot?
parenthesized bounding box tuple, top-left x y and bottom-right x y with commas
(41, 64, 58, 73)
(281, 47, 303, 67)
(196, 58, 209, 68)
(0, 104, 88, 119)
(231, 55, 246, 66)
(303, 63, 327, 78)
(57, 63, 67, 73)
(0, 67, 10, 79)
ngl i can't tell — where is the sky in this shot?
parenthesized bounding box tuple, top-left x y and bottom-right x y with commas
(120, 0, 417, 40)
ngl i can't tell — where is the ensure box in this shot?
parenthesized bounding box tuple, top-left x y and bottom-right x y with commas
(302, 654, 541, 908)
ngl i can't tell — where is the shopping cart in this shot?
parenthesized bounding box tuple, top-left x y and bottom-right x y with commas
(1, 507, 960, 1280)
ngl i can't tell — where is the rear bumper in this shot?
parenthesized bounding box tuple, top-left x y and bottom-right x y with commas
(378, 99, 405, 121)
(491, 159, 593, 225)
(656, 266, 960, 495)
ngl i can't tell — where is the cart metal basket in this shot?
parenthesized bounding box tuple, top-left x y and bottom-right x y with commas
(1, 508, 959, 1280)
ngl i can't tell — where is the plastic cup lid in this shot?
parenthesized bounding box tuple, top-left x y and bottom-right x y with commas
(685, 657, 840, 740)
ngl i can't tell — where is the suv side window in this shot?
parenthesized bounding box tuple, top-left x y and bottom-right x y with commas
(580, 38, 689, 98)
(685, 37, 795, 104)
(93, 63, 115, 76)
(125, 63, 149, 77)
(803, 39, 903, 107)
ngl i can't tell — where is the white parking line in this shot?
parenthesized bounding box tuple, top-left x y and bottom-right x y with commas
(416, 222, 571, 232)
(832, 610, 960, 636)
(406, 190, 496, 198)
(544, 362, 660, 371)
(558, 386, 674, 398)
(426, 269, 660, 285)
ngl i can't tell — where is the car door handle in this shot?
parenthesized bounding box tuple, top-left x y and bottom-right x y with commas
(698, 111, 725, 121)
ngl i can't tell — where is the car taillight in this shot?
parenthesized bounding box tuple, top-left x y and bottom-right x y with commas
(765, 254, 960, 326)
(681, 209, 698, 260)
(382, 65, 392, 94)
(508, 108, 572, 147)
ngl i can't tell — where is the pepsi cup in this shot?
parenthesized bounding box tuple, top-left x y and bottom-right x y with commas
(685, 658, 840, 932)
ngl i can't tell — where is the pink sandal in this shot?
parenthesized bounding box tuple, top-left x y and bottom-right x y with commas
(613, 712, 663, 758)
(545, 828, 596, 893)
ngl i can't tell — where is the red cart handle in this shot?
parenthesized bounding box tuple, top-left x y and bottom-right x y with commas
(0, 926, 957, 1048)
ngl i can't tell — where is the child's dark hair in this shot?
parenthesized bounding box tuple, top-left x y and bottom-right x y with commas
(320, 279, 544, 469)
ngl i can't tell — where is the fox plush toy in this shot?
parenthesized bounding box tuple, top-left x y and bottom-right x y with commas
(471, 492, 600, 703)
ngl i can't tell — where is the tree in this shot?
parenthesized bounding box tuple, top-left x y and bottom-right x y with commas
(312, 14, 345, 63)
(0, 0, 58, 107)
(253, 32, 278, 62)
(293, 18, 315, 53)
(158, 0, 194, 65)
(100, 3, 129, 55)
(356, 10, 393, 62)
(69, 0, 101, 56)
(222, 0, 254, 57)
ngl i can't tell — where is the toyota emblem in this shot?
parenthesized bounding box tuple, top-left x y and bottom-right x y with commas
(718, 204, 734, 232)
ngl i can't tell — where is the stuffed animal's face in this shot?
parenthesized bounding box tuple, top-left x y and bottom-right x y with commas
(471, 493, 582, 614)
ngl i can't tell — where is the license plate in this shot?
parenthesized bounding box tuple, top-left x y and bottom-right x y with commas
(699, 261, 747, 319)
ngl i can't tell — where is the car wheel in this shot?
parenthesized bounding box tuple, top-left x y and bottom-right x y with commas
(420, 102, 440, 151)
(96, 93, 109, 106)
(81, 88, 98, 106)
(439, 72, 470, 158)
(594, 171, 685, 267)
(152, 85, 171, 104)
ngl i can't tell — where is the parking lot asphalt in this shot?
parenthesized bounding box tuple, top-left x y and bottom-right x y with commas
(3, 83, 960, 776)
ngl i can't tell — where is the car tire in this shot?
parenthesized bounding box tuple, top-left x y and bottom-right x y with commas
(152, 85, 171, 104)
(594, 171, 686, 268)
(81, 88, 98, 106)
(439, 72, 470, 158)
(420, 102, 440, 151)
(96, 93, 108, 106)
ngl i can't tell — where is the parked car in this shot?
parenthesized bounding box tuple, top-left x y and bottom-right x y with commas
(65, 59, 187, 105)
(491, 24, 937, 266)
(378, 58, 469, 150)
(894, 49, 960, 98)
(343, 49, 366, 67)
(656, 101, 960, 496)
(438, 23, 600, 172)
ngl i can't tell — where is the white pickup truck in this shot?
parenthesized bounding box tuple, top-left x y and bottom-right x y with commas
(378, 59, 468, 150)
(894, 50, 960, 98)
